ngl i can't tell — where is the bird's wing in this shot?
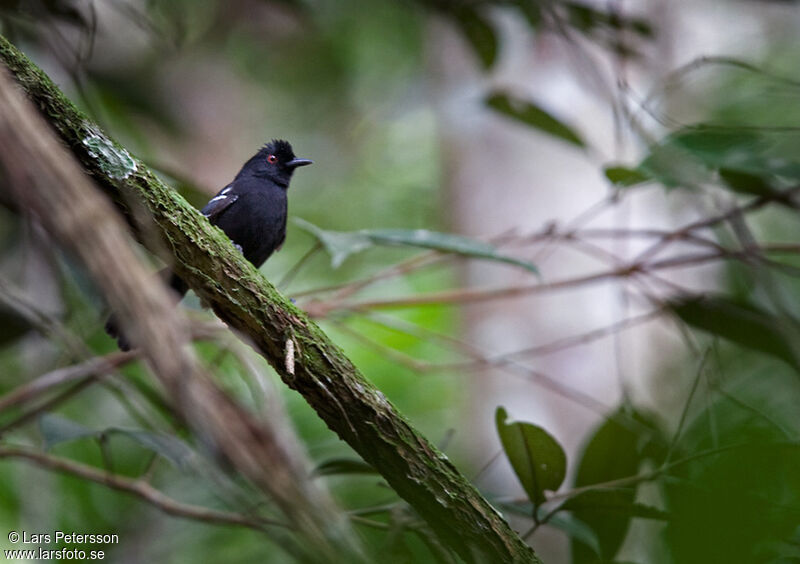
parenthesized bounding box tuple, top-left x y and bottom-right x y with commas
(201, 184, 238, 223)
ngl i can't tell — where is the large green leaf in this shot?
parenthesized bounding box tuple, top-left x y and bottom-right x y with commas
(486, 91, 585, 148)
(294, 218, 538, 273)
(571, 410, 642, 564)
(496, 407, 567, 505)
(670, 295, 800, 370)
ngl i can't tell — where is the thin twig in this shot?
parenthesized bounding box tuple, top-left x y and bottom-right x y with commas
(663, 348, 711, 465)
(278, 241, 322, 291)
(0, 378, 97, 435)
(0, 351, 136, 412)
(0, 446, 286, 531)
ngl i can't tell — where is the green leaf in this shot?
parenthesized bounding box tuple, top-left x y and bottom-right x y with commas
(636, 126, 800, 193)
(294, 218, 538, 273)
(511, 0, 542, 28)
(39, 414, 99, 450)
(486, 92, 585, 148)
(113, 429, 195, 470)
(293, 218, 372, 268)
(367, 229, 538, 273)
(604, 166, 650, 188)
(38, 416, 194, 469)
(560, 489, 669, 521)
(638, 127, 769, 189)
(718, 168, 778, 198)
(670, 295, 800, 370)
(670, 128, 763, 165)
(312, 458, 377, 477)
(496, 407, 567, 505)
(571, 410, 642, 563)
(451, 6, 498, 69)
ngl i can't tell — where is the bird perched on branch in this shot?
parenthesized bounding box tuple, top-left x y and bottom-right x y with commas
(105, 139, 312, 350)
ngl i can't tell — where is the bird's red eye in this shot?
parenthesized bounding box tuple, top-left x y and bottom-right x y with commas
(267, 154, 278, 164)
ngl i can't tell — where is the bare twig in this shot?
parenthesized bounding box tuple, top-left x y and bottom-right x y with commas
(0, 446, 285, 532)
(0, 351, 136, 412)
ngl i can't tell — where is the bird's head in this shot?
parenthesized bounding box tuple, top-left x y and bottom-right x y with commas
(239, 139, 312, 186)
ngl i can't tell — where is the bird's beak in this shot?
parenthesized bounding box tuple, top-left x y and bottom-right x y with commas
(286, 158, 313, 169)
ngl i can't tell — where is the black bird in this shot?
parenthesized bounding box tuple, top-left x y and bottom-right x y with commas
(105, 139, 312, 350)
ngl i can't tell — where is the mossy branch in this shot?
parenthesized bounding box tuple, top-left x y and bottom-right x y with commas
(0, 35, 541, 564)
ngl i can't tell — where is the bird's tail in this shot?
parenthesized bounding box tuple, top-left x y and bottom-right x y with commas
(103, 269, 188, 351)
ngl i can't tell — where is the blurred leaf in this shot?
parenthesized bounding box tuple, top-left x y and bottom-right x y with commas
(631, 409, 668, 466)
(40, 414, 98, 450)
(571, 410, 642, 563)
(629, 18, 655, 38)
(639, 141, 709, 188)
(565, 1, 654, 38)
(313, 458, 377, 477)
(565, 2, 603, 33)
(496, 407, 567, 505)
(640, 127, 771, 189)
(560, 489, 669, 521)
(451, 6, 498, 69)
(294, 219, 377, 268)
(511, 0, 542, 28)
(486, 92, 585, 148)
(547, 513, 602, 557)
(607, 39, 643, 61)
(670, 128, 763, 164)
(113, 429, 195, 470)
(39, 416, 194, 469)
(368, 229, 538, 273)
(718, 168, 778, 198)
(0, 304, 32, 347)
(294, 218, 538, 273)
(604, 166, 650, 188)
(663, 436, 800, 563)
(670, 295, 800, 370)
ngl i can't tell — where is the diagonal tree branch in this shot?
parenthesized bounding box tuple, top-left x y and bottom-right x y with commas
(0, 35, 541, 563)
(0, 59, 358, 563)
